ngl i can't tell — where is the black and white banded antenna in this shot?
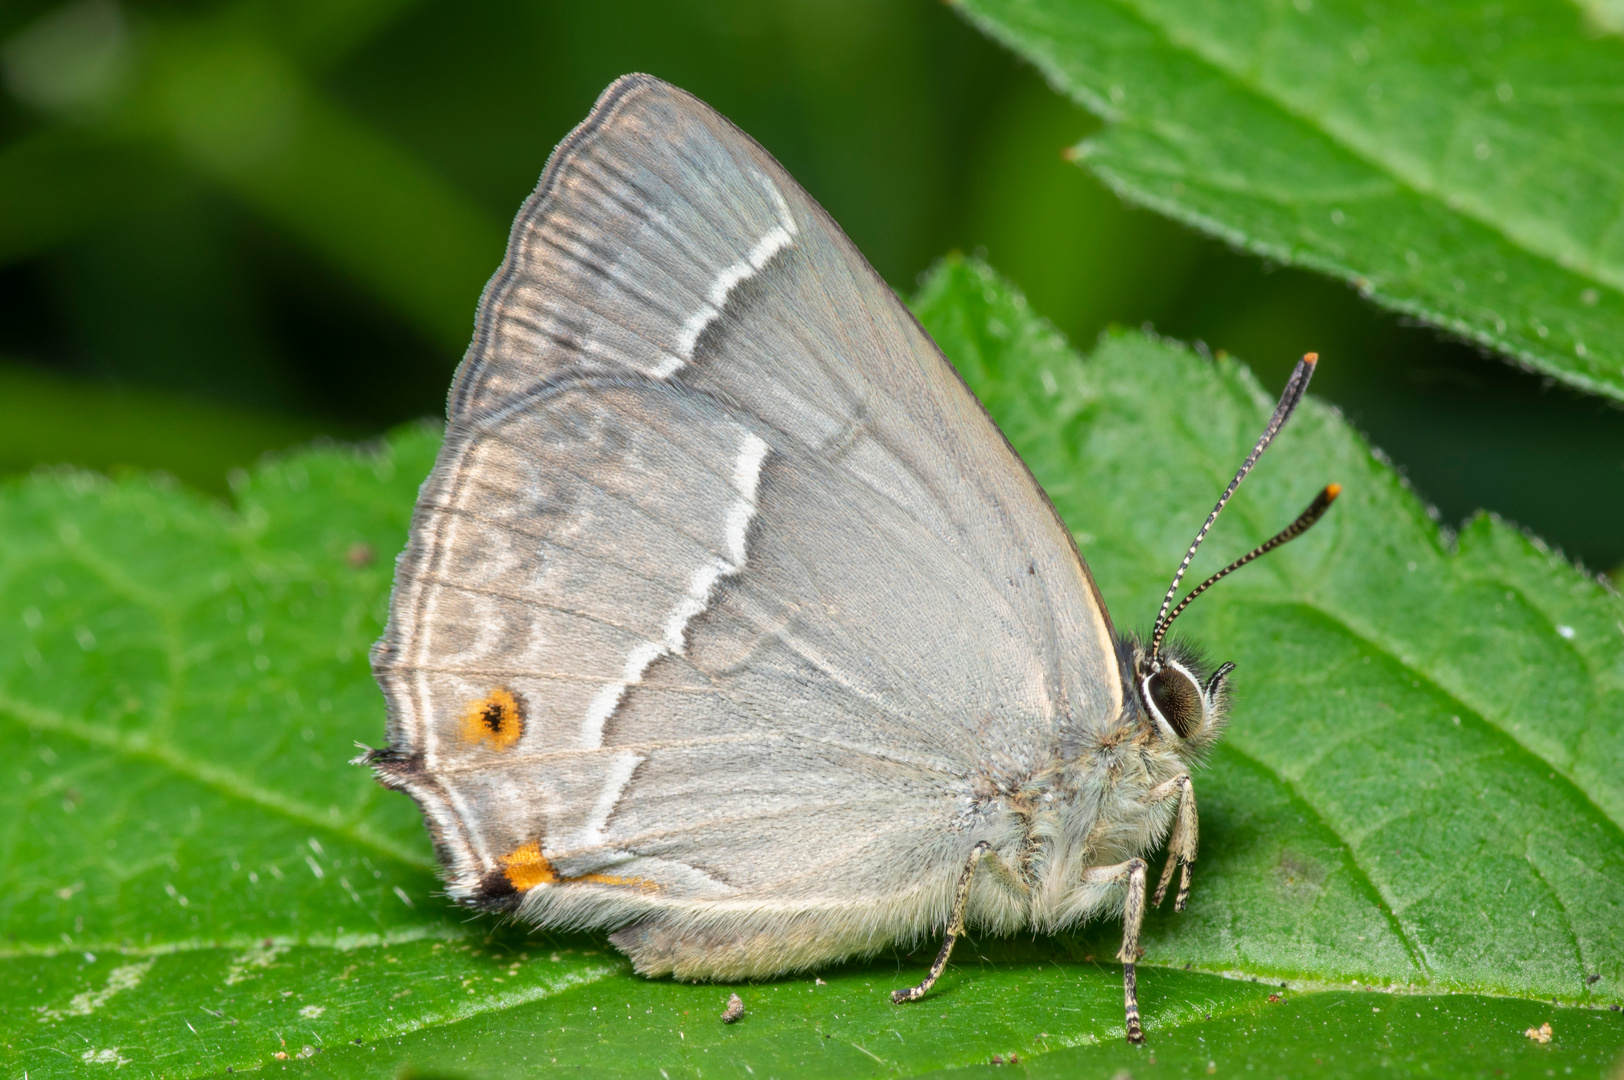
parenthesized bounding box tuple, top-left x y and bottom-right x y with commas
(1148, 353, 1337, 662)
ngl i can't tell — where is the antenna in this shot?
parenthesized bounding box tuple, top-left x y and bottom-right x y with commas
(1155, 484, 1340, 641)
(1148, 353, 1323, 661)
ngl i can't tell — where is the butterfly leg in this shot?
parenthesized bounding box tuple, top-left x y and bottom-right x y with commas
(1082, 856, 1150, 1043)
(1146, 774, 1197, 910)
(890, 841, 992, 1004)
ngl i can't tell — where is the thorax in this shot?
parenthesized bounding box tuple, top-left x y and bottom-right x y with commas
(964, 718, 1187, 931)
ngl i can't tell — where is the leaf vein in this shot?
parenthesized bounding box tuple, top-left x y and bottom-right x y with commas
(1219, 740, 1432, 981)
(0, 693, 431, 872)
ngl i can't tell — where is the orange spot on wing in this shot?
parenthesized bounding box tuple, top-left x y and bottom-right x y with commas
(501, 841, 557, 890)
(461, 688, 524, 750)
(499, 841, 657, 893)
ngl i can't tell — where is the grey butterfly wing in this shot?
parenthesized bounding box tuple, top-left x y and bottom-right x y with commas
(369, 75, 1122, 968)
(449, 72, 1122, 733)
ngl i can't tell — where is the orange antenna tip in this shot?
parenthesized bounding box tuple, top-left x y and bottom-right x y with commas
(1325, 482, 1342, 499)
(1303, 352, 1319, 365)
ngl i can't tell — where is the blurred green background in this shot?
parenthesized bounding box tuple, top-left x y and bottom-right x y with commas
(3, 0, 1621, 573)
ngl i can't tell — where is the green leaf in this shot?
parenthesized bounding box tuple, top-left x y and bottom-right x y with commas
(954, 0, 1624, 403)
(4, 261, 1622, 1077)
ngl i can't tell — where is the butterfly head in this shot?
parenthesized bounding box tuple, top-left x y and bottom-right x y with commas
(1128, 637, 1232, 757)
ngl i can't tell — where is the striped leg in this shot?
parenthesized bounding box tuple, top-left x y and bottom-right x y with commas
(1083, 857, 1150, 1043)
(891, 841, 991, 1004)
(1147, 774, 1198, 910)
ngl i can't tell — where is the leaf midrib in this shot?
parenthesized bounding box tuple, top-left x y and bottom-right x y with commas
(1094, 0, 1623, 294)
(1225, 590, 1624, 841)
(0, 692, 430, 873)
(1215, 601, 1622, 993)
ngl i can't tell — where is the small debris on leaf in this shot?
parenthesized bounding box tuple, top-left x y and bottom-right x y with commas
(1524, 1022, 1553, 1044)
(721, 993, 744, 1024)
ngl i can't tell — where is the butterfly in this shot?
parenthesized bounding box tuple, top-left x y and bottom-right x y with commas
(360, 73, 1335, 1043)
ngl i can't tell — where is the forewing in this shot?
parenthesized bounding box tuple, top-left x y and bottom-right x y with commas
(371, 75, 1121, 913)
(453, 73, 1118, 730)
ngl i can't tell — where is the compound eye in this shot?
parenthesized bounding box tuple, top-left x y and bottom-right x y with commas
(1147, 666, 1204, 739)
